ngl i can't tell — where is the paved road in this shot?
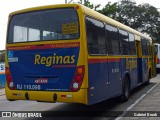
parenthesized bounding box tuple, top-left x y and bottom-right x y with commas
(0, 74, 160, 120)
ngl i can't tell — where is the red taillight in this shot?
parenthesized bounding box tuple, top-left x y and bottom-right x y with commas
(5, 67, 15, 90)
(6, 75, 12, 81)
(5, 67, 10, 75)
(70, 66, 85, 92)
(75, 75, 81, 82)
(157, 57, 159, 64)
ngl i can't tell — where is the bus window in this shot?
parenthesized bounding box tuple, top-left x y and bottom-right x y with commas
(155, 45, 158, 54)
(8, 8, 79, 43)
(13, 26, 27, 42)
(141, 38, 149, 55)
(119, 30, 129, 55)
(128, 33, 136, 55)
(105, 24, 120, 55)
(86, 17, 107, 55)
(28, 28, 40, 41)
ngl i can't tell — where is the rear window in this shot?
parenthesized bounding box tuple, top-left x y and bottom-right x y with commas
(8, 8, 79, 43)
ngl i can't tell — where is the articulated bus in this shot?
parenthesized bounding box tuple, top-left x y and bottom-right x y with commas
(5, 4, 156, 105)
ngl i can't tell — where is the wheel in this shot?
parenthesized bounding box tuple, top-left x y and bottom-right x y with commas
(120, 76, 130, 102)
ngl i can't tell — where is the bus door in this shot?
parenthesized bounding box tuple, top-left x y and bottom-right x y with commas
(152, 44, 157, 77)
(136, 41, 143, 84)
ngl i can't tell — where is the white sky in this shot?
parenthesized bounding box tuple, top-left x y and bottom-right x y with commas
(0, 0, 160, 50)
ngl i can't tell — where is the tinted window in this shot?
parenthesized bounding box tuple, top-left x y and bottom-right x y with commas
(129, 33, 136, 55)
(119, 30, 129, 55)
(146, 39, 151, 55)
(8, 8, 79, 43)
(86, 17, 107, 55)
(155, 45, 158, 53)
(105, 24, 120, 55)
(141, 38, 149, 55)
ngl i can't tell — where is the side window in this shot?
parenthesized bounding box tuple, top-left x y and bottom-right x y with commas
(105, 24, 120, 55)
(129, 33, 136, 55)
(86, 17, 107, 55)
(141, 38, 149, 55)
(146, 39, 150, 55)
(155, 45, 158, 53)
(119, 30, 129, 55)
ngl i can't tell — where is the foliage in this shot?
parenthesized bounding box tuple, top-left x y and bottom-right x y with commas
(77, 0, 101, 10)
(115, 0, 160, 40)
(98, 2, 117, 18)
(77, 0, 160, 41)
(0, 50, 5, 62)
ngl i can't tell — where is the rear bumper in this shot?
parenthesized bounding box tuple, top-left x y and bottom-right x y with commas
(5, 87, 88, 105)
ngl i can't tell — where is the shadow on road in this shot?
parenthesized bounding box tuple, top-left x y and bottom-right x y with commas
(24, 81, 157, 120)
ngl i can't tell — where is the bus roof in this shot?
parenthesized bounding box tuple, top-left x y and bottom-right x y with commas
(9, 3, 152, 42)
(81, 5, 152, 42)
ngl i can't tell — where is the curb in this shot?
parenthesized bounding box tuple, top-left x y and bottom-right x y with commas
(0, 88, 5, 96)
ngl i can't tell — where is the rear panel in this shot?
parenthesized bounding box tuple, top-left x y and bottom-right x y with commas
(7, 43, 79, 91)
(5, 4, 88, 105)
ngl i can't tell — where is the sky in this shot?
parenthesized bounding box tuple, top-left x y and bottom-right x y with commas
(0, 0, 160, 50)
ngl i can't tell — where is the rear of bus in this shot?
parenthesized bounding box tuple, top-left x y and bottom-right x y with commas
(155, 43, 160, 70)
(5, 4, 88, 105)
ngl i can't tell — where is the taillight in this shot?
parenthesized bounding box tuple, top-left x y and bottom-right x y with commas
(5, 67, 15, 90)
(156, 57, 158, 64)
(70, 65, 85, 92)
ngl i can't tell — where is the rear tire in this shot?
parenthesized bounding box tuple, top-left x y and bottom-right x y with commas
(120, 76, 130, 102)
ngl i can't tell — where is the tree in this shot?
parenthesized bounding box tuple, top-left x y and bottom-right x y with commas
(115, 0, 160, 40)
(115, 0, 138, 27)
(136, 4, 160, 40)
(98, 2, 117, 18)
(0, 50, 5, 62)
(77, 0, 117, 17)
(77, 0, 160, 41)
(77, 0, 101, 10)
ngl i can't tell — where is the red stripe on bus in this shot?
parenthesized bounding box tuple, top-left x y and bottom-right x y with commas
(88, 58, 121, 64)
(7, 42, 80, 50)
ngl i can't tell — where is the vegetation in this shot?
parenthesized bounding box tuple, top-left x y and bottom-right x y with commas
(76, 0, 160, 42)
(0, 50, 5, 62)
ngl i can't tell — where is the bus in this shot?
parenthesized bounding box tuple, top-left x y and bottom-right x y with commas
(5, 4, 156, 105)
(155, 43, 160, 71)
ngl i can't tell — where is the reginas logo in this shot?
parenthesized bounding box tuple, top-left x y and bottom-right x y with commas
(34, 53, 75, 67)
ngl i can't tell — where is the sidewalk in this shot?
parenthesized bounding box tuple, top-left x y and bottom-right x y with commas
(0, 88, 5, 96)
(120, 75, 160, 119)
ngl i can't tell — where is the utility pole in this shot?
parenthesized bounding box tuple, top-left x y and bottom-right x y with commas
(65, 0, 67, 4)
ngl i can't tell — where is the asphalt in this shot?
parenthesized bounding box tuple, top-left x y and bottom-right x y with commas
(0, 75, 160, 119)
(116, 75, 160, 119)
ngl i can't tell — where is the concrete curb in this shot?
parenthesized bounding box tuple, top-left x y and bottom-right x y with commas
(0, 88, 5, 96)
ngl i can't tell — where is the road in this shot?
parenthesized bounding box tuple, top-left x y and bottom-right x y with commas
(0, 74, 160, 120)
